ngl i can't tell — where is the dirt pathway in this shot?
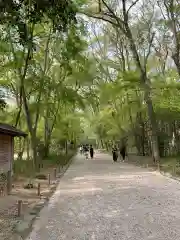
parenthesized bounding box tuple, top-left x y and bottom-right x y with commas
(27, 152, 180, 239)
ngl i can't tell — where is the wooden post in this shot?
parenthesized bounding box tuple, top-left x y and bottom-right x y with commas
(7, 170, 12, 195)
(48, 174, 50, 185)
(37, 183, 40, 196)
(54, 168, 56, 178)
(17, 200, 22, 217)
(58, 165, 61, 173)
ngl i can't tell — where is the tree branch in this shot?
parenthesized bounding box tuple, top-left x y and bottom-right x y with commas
(144, 32, 155, 67)
(127, 0, 140, 15)
(80, 11, 120, 28)
(101, 0, 125, 27)
(157, 1, 167, 20)
(122, 0, 128, 23)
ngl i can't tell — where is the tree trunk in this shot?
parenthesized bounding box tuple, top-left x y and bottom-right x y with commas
(44, 116, 51, 158)
(30, 131, 39, 171)
(145, 100, 159, 162)
(173, 120, 180, 154)
(44, 140, 50, 158)
(123, 17, 160, 162)
(26, 137, 30, 161)
(17, 137, 26, 161)
(65, 140, 68, 155)
(105, 142, 109, 151)
(141, 121, 145, 156)
(101, 139, 104, 148)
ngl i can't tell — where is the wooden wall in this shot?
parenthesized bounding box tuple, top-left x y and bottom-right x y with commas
(0, 134, 13, 173)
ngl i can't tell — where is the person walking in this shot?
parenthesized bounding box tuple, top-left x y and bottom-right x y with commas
(84, 145, 89, 159)
(112, 146, 118, 162)
(79, 145, 83, 154)
(90, 145, 94, 159)
(120, 144, 126, 162)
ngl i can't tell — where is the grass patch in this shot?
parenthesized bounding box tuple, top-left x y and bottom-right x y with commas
(13, 158, 35, 178)
(126, 153, 180, 177)
(13, 150, 76, 178)
(159, 157, 180, 176)
(43, 150, 75, 168)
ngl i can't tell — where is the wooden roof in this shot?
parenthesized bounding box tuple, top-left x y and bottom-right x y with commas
(0, 123, 27, 137)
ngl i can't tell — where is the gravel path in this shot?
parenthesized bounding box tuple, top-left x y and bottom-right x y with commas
(27, 152, 180, 240)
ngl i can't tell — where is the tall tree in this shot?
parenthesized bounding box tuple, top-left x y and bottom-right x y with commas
(81, 0, 160, 161)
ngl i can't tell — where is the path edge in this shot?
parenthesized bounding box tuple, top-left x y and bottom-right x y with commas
(14, 154, 76, 240)
(103, 150, 180, 184)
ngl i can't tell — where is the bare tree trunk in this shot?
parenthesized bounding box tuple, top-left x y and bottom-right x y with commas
(43, 102, 59, 158)
(101, 139, 104, 148)
(44, 116, 51, 158)
(144, 86, 160, 162)
(31, 131, 39, 170)
(26, 137, 30, 161)
(17, 137, 26, 161)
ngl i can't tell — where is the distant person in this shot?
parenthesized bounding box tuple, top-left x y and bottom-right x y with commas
(112, 146, 118, 162)
(83, 144, 86, 152)
(79, 145, 83, 154)
(120, 144, 126, 162)
(90, 145, 94, 159)
(84, 145, 89, 159)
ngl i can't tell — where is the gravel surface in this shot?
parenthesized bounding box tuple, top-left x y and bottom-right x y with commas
(0, 202, 19, 240)
(27, 153, 180, 240)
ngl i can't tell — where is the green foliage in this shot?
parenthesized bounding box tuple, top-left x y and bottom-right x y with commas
(0, 89, 6, 111)
(1, 0, 78, 45)
(1, 0, 180, 171)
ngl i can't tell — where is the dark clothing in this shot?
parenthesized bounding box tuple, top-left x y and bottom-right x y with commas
(90, 147, 94, 158)
(120, 146, 126, 160)
(112, 148, 118, 162)
(83, 146, 88, 152)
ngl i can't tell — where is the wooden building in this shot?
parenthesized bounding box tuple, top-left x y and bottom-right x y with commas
(0, 123, 27, 194)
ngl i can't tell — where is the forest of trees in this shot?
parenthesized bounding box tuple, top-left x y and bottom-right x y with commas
(0, 0, 180, 168)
